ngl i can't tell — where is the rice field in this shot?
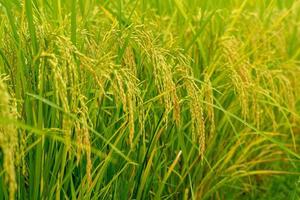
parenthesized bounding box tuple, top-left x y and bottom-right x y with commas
(0, 0, 300, 199)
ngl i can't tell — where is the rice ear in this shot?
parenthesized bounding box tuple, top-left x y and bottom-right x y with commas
(0, 75, 18, 200)
(204, 74, 215, 136)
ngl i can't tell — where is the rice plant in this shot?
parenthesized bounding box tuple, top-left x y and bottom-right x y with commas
(0, 0, 299, 199)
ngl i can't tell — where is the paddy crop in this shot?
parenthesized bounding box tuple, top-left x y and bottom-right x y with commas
(0, 0, 300, 199)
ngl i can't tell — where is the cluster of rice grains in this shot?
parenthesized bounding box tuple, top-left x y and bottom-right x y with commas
(38, 33, 93, 185)
(218, 8, 300, 134)
(0, 76, 18, 200)
(82, 23, 209, 153)
(132, 27, 213, 157)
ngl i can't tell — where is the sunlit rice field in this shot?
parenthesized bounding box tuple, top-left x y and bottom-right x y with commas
(0, 0, 300, 199)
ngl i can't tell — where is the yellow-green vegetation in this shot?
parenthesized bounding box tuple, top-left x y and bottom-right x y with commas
(0, 0, 300, 199)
